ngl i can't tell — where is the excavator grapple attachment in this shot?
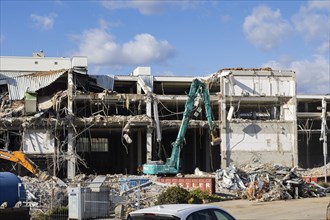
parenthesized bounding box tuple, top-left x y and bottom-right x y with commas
(38, 171, 51, 181)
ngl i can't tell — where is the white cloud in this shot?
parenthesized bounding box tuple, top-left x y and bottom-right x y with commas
(101, 0, 197, 15)
(292, 1, 329, 41)
(263, 55, 330, 94)
(243, 5, 292, 50)
(121, 34, 175, 64)
(317, 41, 330, 54)
(308, 1, 330, 11)
(30, 13, 57, 30)
(71, 25, 175, 66)
(101, 0, 166, 15)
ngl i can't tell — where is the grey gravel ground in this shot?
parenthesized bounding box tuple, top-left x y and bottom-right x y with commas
(209, 196, 330, 220)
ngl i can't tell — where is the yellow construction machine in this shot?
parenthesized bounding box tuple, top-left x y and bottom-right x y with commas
(0, 149, 51, 181)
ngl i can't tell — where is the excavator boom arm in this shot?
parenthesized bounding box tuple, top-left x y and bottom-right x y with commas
(167, 79, 204, 168)
(0, 149, 49, 180)
(142, 78, 220, 175)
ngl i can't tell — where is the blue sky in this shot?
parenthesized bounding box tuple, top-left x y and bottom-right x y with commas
(0, 0, 329, 94)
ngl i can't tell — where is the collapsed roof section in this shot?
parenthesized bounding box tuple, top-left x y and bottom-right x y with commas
(0, 65, 106, 99)
(0, 69, 68, 100)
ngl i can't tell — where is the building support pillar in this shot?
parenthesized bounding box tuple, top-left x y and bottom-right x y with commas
(292, 98, 298, 168)
(67, 69, 76, 179)
(146, 96, 152, 162)
(220, 77, 228, 168)
(321, 98, 328, 182)
(67, 132, 75, 179)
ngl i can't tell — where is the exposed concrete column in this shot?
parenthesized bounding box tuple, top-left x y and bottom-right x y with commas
(290, 77, 298, 167)
(291, 97, 298, 167)
(146, 126, 152, 163)
(67, 69, 76, 179)
(146, 96, 152, 162)
(135, 72, 153, 163)
(306, 120, 311, 168)
(67, 132, 75, 179)
(305, 102, 310, 167)
(220, 77, 228, 168)
(321, 98, 328, 182)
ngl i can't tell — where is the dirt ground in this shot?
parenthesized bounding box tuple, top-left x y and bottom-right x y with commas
(210, 196, 330, 220)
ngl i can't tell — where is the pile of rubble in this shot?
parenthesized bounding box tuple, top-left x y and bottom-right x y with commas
(19, 163, 330, 218)
(20, 173, 168, 218)
(20, 176, 67, 211)
(215, 163, 330, 202)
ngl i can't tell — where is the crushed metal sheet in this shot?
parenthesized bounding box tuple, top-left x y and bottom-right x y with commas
(17, 163, 330, 219)
(215, 163, 330, 202)
(1, 69, 68, 100)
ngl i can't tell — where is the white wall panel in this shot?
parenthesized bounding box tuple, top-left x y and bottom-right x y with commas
(227, 122, 293, 152)
(224, 75, 294, 97)
(23, 130, 55, 154)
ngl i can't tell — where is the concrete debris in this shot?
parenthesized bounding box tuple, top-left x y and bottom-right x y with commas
(195, 167, 213, 177)
(0, 95, 24, 118)
(17, 163, 330, 218)
(20, 173, 167, 218)
(20, 175, 67, 212)
(216, 165, 246, 191)
(297, 163, 330, 177)
(81, 114, 152, 124)
(216, 163, 330, 202)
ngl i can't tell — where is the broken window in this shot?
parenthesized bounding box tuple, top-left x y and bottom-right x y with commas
(230, 105, 280, 120)
(91, 138, 108, 152)
(76, 137, 89, 152)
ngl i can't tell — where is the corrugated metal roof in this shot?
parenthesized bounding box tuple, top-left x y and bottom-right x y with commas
(0, 69, 68, 100)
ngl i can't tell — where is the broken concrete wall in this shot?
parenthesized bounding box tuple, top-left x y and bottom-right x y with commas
(218, 69, 297, 169)
(23, 129, 55, 154)
(221, 69, 295, 97)
(224, 122, 295, 167)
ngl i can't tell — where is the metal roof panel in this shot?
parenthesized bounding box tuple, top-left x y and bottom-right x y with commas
(0, 69, 68, 100)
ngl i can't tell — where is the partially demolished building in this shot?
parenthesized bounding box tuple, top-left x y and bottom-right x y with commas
(0, 54, 329, 179)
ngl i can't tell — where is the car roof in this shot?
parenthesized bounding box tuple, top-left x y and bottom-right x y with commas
(129, 204, 227, 218)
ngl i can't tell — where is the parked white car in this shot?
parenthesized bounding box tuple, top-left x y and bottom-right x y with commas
(126, 204, 236, 220)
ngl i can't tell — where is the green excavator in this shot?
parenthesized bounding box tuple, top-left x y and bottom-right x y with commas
(143, 78, 221, 175)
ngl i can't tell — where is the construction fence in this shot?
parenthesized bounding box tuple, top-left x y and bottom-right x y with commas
(24, 177, 154, 220)
(27, 184, 119, 220)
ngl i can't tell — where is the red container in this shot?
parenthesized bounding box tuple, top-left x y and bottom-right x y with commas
(157, 177, 215, 194)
